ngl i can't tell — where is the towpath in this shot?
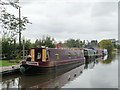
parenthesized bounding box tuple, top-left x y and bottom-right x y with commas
(0, 65, 20, 74)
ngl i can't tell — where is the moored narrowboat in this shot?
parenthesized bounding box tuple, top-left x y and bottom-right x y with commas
(84, 48, 95, 60)
(20, 47, 85, 75)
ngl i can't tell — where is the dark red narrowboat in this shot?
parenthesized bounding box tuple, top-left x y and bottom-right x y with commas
(20, 47, 85, 75)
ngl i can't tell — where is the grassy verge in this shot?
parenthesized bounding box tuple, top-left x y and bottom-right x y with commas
(0, 60, 21, 67)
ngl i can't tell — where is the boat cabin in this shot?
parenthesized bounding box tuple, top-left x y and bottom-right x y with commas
(26, 47, 85, 63)
(26, 47, 48, 62)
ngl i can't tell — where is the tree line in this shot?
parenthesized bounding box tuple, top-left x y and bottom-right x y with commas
(1, 35, 55, 60)
(1, 34, 119, 60)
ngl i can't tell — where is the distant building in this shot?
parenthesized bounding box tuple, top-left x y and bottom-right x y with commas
(107, 39, 119, 45)
(107, 39, 115, 43)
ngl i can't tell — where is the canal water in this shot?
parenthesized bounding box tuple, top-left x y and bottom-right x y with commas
(1, 53, 119, 89)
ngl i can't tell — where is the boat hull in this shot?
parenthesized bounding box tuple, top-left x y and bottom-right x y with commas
(20, 60, 84, 75)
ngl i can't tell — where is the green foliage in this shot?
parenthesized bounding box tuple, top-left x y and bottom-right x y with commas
(91, 40, 98, 47)
(1, 10, 30, 32)
(34, 36, 56, 48)
(65, 39, 76, 48)
(0, 60, 20, 67)
(64, 39, 84, 48)
(2, 36, 17, 60)
(99, 40, 114, 54)
(0, 0, 29, 31)
(0, 0, 31, 45)
(0, 0, 19, 9)
(0, 0, 31, 60)
(101, 54, 115, 64)
(24, 39, 33, 50)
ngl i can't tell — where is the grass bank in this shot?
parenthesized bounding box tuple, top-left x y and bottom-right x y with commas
(0, 60, 20, 67)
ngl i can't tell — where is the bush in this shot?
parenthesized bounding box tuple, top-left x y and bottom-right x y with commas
(99, 40, 114, 54)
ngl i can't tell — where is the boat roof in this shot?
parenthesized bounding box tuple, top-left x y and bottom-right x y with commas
(30, 47, 84, 50)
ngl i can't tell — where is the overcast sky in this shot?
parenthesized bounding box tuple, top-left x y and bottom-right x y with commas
(1, 0, 119, 42)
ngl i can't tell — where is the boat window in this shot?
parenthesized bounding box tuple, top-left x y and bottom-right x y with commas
(55, 53, 60, 60)
(37, 52, 41, 59)
(46, 50, 49, 60)
(68, 52, 71, 59)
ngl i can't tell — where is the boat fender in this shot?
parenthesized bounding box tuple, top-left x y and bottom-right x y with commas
(20, 66, 26, 72)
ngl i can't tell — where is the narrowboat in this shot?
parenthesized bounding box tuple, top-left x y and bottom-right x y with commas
(84, 48, 95, 60)
(20, 47, 85, 75)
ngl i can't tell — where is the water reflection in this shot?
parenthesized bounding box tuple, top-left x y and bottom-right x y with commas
(96, 54, 116, 64)
(2, 77, 21, 89)
(84, 59, 95, 69)
(63, 54, 118, 88)
(2, 64, 85, 89)
(1, 53, 117, 89)
(84, 54, 116, 70)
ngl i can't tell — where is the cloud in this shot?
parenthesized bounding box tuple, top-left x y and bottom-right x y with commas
(91, 2, 118, 35)
(0, 0, 118, 42)
(91, 2, 117, 17)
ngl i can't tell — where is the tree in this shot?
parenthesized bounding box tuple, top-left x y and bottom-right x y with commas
(1, 32, 17, 59)
(24, 39, 33, 50)
(34, 39, 42, 48)
(91, 40, 98, 47)
(0, 0, 31, 46)
(34, 36, 56, 48)
(63, 39, 84, 48)
(99, 40, 114, 54)
(0, 0, 31, 60)
(75, 39, 80, 48)
(44, 36, 56, 48)
(65, 39, 76, 48)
